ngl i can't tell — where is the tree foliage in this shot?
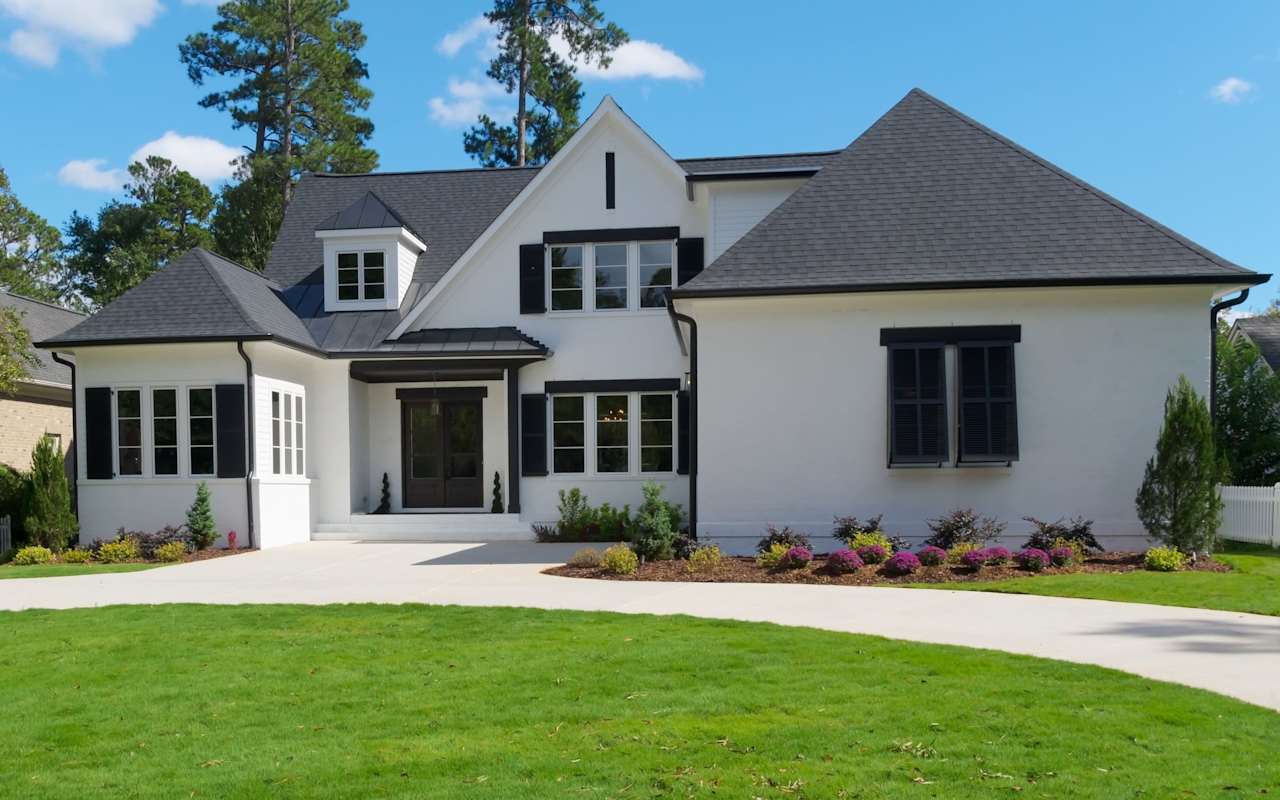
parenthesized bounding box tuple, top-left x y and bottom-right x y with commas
(1135, 376, 1223, 555)
(23, 435, 77, 552)
(0, 166, 69, 305)
(0, 306, 39, 397)
(211, 155, 288, 270)
(464, 0, 626, 167)
(186, 482, 218, 550)
(1214, 331, 1280, 485)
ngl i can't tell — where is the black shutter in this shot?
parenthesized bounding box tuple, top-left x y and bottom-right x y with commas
(519, 243, 546, 314)
(520, 393, 548, 476)
(888, 345, 947, 465)
(676, 390, 690, 475)
(676, 237, 704, 285)
(215, 384, 247, 478)
(605, 151, 616, 209)
(84, 387, 113, 479)
(958, 343, 1018, 462)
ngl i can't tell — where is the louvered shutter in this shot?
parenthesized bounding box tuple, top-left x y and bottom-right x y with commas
(676, 237, 704, 285)
(84, 387, 113, 479)
(520, 393, 548, 476)
(215, 384, 247, 478)
(959, 343, 1018, 462)
(518, 243, 546, 314)
(888, 345, 947, 464)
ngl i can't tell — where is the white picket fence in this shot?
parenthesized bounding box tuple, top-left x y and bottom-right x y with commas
(0, 515, 9, 554)
(1218, 485, 1280, 546)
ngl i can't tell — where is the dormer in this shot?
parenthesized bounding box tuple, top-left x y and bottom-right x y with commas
(316, 191, 426, 312)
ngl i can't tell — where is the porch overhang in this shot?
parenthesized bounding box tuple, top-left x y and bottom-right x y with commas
(349, 356, 543, 383)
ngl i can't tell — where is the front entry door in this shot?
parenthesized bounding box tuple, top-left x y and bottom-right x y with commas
(402, 400, 483, 508)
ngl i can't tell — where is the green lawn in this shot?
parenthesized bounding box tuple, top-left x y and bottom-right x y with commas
(0, 562, 161, 580)
(912, 543, 1280, 616)
(0, 605, 1276, 798)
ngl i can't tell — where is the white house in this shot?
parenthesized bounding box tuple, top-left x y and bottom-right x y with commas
(40, 89, 1267, 552)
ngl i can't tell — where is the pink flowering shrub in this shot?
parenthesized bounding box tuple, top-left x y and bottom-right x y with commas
(961, 548, 989, 569)
(1049, 546, 1075, 567)
(985, 546, 1012, 565)
(1016, 548, 1051, 572)
(825, 548, 864, 574)
(883, 551, 922, 576)
(780, 546, 813, 569)
(856, 544, 888, 564)
(916, 545, 947, 566)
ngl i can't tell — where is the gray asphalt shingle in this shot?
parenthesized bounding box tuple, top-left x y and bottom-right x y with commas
(0, 291, 84, 385)
(1234, 317, 1280, 372)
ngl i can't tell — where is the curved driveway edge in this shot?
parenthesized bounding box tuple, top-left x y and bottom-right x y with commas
(1, 541, 1277, 711)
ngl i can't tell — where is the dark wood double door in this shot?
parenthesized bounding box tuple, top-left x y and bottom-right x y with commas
(401, 397, 483, 508)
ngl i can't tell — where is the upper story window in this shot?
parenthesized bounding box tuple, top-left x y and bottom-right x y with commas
(337, 251, 386, 301)
(547, 241, 676, 314)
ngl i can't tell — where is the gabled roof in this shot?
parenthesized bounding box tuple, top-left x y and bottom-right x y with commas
(41, 249, 319, 352)
(677, 88, 1267, 298)
(1233, 317, 1280, 372)
(0, 291, 84, 386)
(315, 190, 422, 242)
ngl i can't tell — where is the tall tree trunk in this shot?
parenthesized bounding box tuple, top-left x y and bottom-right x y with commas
(280, 0, 296, 203)
(515, 0, 529, 167)
(254, 82, 268, 155)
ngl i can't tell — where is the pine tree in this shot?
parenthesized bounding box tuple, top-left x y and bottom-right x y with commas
(186, 482, 218, 550)
(1135, 376, 1224, 555)
(23, 435, 77, 551)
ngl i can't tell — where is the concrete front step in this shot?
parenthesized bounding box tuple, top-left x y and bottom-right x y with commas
(313, 513, 533, 542)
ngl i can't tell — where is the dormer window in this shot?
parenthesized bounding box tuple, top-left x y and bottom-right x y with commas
(337, 251, 386, 301)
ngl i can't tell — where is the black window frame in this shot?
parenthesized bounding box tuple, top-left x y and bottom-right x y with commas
(886, 342, 948, 466)
(957, 340, 1019, 464)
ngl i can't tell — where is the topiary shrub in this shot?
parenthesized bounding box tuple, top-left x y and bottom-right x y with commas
(568, 547, 601, 568)
(855, 543, 888, 565)
(374, 472, 391, 514)
(1022, 516, 1102, 555)
(153, 541, 189, 563)
(601, 543, 638, 575)
(924, 508, 1005, 550)
(185, 482, 217, 550)
(779, 545, 812, 569)
(23, 435, 77, 552)
(60, 548, 92, 564)
(825, 548, 864, 574)
(686, 545, 723, 574)
(1144, 546, 1188, 572)
(916, 545, 947, 566)
(96, 537, 140, 564)
(756, 525, 810, 554)
(1016, 548, 1051, 572)
(1049, 546, 1076, 568)
(883, 551, 921, 576)
(11, 545, 52, 565)
(756, 542, 791, 569)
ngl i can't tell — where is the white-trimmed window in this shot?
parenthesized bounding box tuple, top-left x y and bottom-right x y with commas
(638, 242, 674, 309)
(336, 250, 386, 301)
(548, 391, 677, 476)
(548, 241, 677, 314)
(550, 245, 584, 311)
(152, 388, 178, 476)
(116, 388, 142, 476)
(272, 390, 305, 476)
(593, 244, 628, 310)
(595, 394, 629, 472)
(639, 393, 674, 472)
(188, 387, 216, 476)
(552, 395, 586, 473)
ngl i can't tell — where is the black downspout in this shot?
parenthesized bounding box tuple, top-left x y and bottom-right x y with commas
(666, 299, 697, 537)
(236, 341, 257, 549)
(1210, 289, 1250, 423)
(50, 352, 78, 518)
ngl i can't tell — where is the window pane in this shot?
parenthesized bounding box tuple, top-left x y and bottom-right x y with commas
(551, 290, 583, 311)
(641, 447, 673, 473)
(641, 394, 672, 420)
(116, 418, 140, 448)
(364, 283, 385, 300)
(338, 284, 359, 301)
(153, 389, 176, 418)
(550, 246, 582, 269)
(640, 420, 672, 447)
(595, 243, 627, 266)
(190, 418, 214, 446)
(284, 448, 292, 474)
(597, 394, 627, 420)
(595, 288, 627, 309)
(189, 388, 213, 417)
(338, 252, 359, 269)
(337, 268, 359, 284)
(551, 267, 583, 290)
(154, 418, 177, 447)
(553, 421, 585, 448)
(638, 242, 672, 266)
(295, 448, 304, 475)
(363, 251, 384, 269)
(284, 415, 292, 447)
(191, 447, 214, 475)
(295, 396, 303, 423)
(554, 448, 585, 473)
(273, 447, 280, 474)
(155, 447, 178, 476)
(596, 395, 628, 472)
(597, 447, 628, 473)
(119, 448, 142, 476)
(553, 396, 584, 421)
(272, 419, 280, 447)
(117, 389, 140, 418)
(363, 267, 384, 285)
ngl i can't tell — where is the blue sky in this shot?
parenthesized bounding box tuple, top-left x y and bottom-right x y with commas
(1, 1, 1277, 310)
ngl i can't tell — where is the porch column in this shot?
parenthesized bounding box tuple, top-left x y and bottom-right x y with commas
(506, 365, 521, 514)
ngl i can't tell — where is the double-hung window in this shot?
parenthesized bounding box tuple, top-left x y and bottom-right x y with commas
(152, 388, 178, 476)
(271, 390, 305, 476)
(595, 394, 629, 472)
(639, 393, 674, 472)
(336, 251, 386, 301)
(116, 389, 142, 476)
(638, 242, 673, 308)
(188, 387, 216, 476)
(550, 245, 585, 311)
(552, 396, 586, 473)
(593, 244, 628, 310)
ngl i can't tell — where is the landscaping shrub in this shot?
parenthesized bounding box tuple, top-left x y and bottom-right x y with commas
(96, 537, 141, 564)
(1135, 376, 1223, 556)
(985, 546, 1011, 565)
(672, 532, 698, 560)
(1022, 516, 1102, 555)
(686, 545, 723, 574)
(855, 543, 888, 565)
(0, 464, 27, 544)
(153, 541, 189, 563)
(185, 482, 218, 550)
(23, 435, 77, 551)
(631, 482, 682, 561)
(916, 545, 947, 566)
(844, 530, 895, 554)
(1144, 546, 1188, 572)
(11, 545, 52, 565)
(756, 525, 811, 554)
(1016, 548, 1051, 572)
(947, 542, 980, 564)
(555, 488, 598, 540)
(531, 523, 557, 542)
(60, 548, 92, 563)
(1050, 546, 1077, 568)
(756, 542, 791, 569)
(491, 471, 504, 514)
(883, 551, 921, 576)
(596, 502, 633, 541)
(601, 543, 638, 575)
(961, 548, 989, 570)
(568, 547, 601, 568)
(129, 525, 192, 559)
(825, 548, 864, 574)
(924, 508, 1005, 550)
(779, 546, 813, 569)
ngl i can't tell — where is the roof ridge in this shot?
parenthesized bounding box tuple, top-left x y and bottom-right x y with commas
(195, 247, 285, 290)
(309, 165, 544, 179)
(193, 249, 267, 336)
(0, 289, 86, 316)
(676, 149, 843, 163)
(907, 88, 1250, 275)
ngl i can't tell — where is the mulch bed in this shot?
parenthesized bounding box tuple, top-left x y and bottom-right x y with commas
(182, 547, 252, 563)
(545, 550, 1231, 586)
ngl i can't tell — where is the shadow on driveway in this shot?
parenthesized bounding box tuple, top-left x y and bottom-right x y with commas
(1087, 617, 1280, 654)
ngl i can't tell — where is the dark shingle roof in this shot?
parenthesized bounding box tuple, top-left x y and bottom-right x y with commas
(677, 89, 1266, 297)
(676, 151, 841, 175)
(1234, 317, 1280, 372)
(41, 249, 318, 352)
(316, 190, 423, 241)
(0, 291, 84, 386)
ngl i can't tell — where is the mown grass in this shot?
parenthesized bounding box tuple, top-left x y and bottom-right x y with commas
(0, 604, 1276, 798)
(912, 542, 1280, 616)
(0, 562, 160, 580)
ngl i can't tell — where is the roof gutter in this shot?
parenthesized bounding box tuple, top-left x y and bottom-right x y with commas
(49, 351, 77, 518)
(236, 340, 257, 549)
(1210, 289, 1251, 423)
(666, 297, 698, 537)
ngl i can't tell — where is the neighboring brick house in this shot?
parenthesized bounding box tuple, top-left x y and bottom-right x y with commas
(0, 291, 84, 474)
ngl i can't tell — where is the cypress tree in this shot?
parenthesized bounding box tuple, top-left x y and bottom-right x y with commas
(23, 435, 77, 551)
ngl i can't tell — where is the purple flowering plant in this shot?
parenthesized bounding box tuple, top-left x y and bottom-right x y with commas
(916, 545, 947, 566)
(883, 551, 922, 576)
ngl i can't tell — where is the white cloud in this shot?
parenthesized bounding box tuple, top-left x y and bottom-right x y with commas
(1210, 76, 1254, 103)
(58, 132, 241, 192)
(57, 158, 124, 191)
(0, 0, 162, 67)
(437, 15, 494, 58)
(554, 37, 703, 81)
(428, 77, 510, 127)
(129, 131, 242, 183)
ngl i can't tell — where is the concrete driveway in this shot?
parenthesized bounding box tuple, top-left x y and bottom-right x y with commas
(2, 540, 1278, 711)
